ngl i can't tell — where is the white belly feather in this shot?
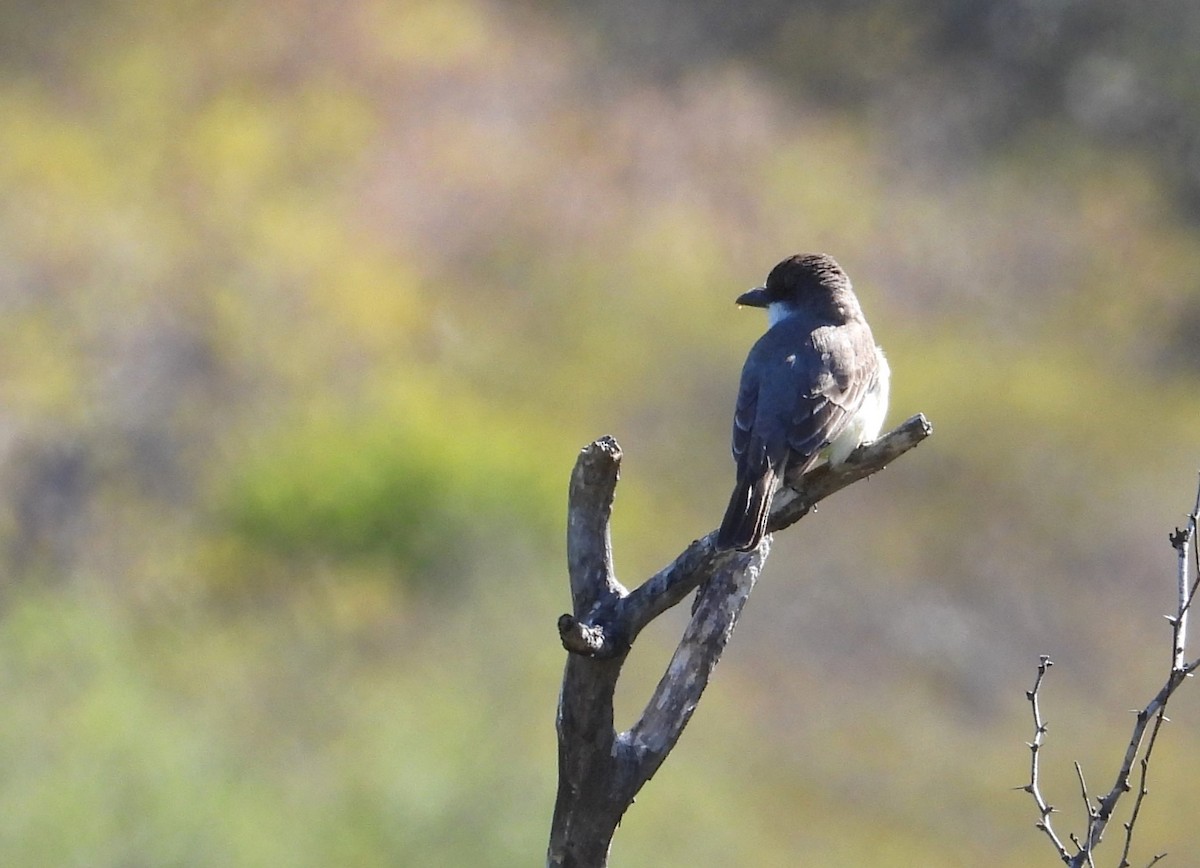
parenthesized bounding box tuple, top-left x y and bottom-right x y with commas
(826, 347, 890, 466)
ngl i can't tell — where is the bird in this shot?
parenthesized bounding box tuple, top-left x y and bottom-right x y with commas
(715, 253, 890, 553)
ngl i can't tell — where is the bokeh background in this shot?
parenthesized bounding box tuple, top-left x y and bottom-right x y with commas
(2, 0, 1200, 864)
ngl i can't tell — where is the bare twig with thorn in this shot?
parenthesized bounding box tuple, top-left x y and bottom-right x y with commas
(1024, 473, 1200, 866)
(1023, 655, 1070, 862)
(1119, 710, 1168, 868)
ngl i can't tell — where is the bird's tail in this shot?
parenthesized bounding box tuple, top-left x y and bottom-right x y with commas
(716, 468, 777, 552)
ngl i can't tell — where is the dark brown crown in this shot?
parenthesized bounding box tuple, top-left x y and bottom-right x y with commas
(763, 253, 850, 301)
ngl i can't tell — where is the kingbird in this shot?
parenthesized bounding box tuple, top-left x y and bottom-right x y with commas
(716, 253, 890, 552)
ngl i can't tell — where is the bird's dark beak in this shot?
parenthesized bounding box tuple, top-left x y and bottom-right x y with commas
(735, 286, 769, 308)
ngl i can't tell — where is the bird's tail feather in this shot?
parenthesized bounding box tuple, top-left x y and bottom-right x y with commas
(716, 468, 777, 552)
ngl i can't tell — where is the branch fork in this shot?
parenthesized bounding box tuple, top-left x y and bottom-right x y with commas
(548, 414, 932, 867)
(1023, 473, 1200, 867)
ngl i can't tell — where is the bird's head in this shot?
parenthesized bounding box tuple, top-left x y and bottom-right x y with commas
(736, 253, 857, 325)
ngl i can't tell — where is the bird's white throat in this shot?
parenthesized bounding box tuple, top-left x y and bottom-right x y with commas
(767, 301, 794, 328)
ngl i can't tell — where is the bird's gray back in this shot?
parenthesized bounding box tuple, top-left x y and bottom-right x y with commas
(732, 312, 877, 473)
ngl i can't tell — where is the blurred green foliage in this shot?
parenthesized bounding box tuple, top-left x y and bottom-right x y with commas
(0, 0, 1199, 864)
(223, 390, 560, 587)
(0, 587, 560, 866)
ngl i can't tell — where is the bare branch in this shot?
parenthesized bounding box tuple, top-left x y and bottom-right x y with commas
(565, 435, 626, 613)
(1119, 710, 1168, 868)
(1023, 655, 1071, 863)
(562, 414, 934, 661)
(1074, 761, 1098, 863)
(549, 415, 932, 866)
(1170, 475, 1200, 671)
(1026, 473, 1200, 867)
(625, 541, 770, 779)
(769, 413, 934, 532)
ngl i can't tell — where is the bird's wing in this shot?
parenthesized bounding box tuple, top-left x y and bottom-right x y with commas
(732, 318, 879, 475)
(733, 321, 830, 475)
(783, 322, 878, 467)
(730, 366, 759, 465)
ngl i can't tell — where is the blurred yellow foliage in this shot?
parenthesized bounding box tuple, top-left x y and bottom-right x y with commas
(372, 0, 494, 68)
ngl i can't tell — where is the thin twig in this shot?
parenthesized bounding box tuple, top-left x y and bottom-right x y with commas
(1074, 761, 1097, 866)
(1077, 636, 1191, 857)
(1105, 474, 1200, 864)
(1119, 708, 1168, 868)
(1169, 481, 1198, 670)
(1029, 474, 1200, 867)
(1113, 478, 1200, 865)
(1023, 655, 1071, 862)
(1173, 477, 1200, 671)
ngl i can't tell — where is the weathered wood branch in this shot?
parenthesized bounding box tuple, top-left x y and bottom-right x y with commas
(548, 414, 932, 868)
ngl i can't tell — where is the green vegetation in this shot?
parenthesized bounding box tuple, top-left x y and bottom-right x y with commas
(1, 0, 1199, 864)
(223, 391, 561, 587)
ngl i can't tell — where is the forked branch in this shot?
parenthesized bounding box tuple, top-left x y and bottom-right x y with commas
(1024, 474, 1200, 867)
(548, 414, 932, 868)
